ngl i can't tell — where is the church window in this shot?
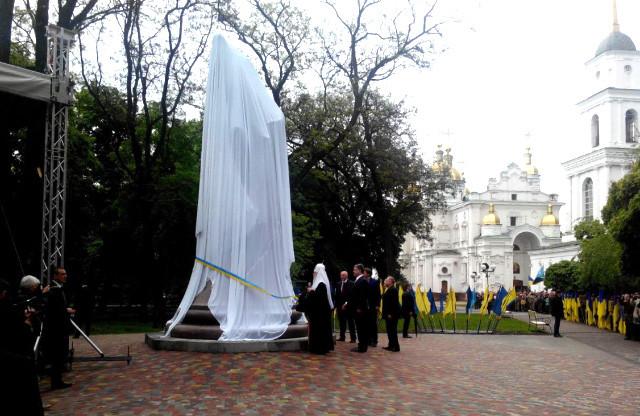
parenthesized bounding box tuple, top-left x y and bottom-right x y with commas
(625, 109, 638, 143)
(513, 244, 520, 251)
(511, 194, 517, 201)
(625, 65, 632, 73)
(510, 217, 517, 226)
(591, 114, 599, 147)
(513, 262, 520, 274)
(583, 178, 593, 221)
(441, 266, 449, 274)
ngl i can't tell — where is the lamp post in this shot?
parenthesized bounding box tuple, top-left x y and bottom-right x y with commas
(480, 262, 495, 291)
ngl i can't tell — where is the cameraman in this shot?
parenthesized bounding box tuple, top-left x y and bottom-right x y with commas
(0, 278, 44, 415)
(42, 267, 75, 390)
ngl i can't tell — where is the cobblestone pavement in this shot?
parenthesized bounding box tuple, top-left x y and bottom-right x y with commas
(39, 331, 640, 416)
(511, 312, 640, 365)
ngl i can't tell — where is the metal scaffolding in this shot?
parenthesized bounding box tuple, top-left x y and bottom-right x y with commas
(41, 25, 75, 284)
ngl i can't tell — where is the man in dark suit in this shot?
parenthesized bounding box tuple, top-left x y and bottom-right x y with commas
(364, 267, 381, 347)
(349, 264, 370, 353)
(382, 276, 400, 352)
(550, 290, 564, 338)
(335, 271, 356, 342)
(401, 283, 416, 338)
(43, 267, 75, 389)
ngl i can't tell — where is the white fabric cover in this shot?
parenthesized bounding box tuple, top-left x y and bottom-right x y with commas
(0, 62, 52, 102)
(166, 35, 295, 340)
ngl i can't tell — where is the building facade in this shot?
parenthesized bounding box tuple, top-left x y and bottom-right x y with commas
(399, 147, 562, 295)
(401, 5, 638, 294)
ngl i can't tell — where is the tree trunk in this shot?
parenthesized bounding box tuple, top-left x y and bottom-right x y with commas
(0, 0, 15, 63)
(34, 0, 49, 73)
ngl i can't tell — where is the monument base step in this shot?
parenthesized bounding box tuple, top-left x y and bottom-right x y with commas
(145, 332, 308, 353)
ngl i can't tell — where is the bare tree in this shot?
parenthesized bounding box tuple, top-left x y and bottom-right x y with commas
(291, 0, 442, 188)
(215, 0, 312, 106)
(78, 0, 215, 321)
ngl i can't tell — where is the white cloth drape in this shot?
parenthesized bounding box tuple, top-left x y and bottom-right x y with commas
(165, 35, 295, 340)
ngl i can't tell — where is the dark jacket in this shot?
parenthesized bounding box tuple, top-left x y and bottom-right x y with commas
(368, 278, 382, 311)
(401, 290, 415, 317)
(44, 282, 70, 339)
(382, 286, 401, 320)
(350, 276, 370, 314)
(550, 296, 564, 318)
(334, 279, 354, 309)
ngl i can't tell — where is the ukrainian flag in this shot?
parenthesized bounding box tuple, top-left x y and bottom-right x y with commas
(427, 289, 438, 315)
(501, 287, 517, 313)
(444, 288, 457, 316)
(479, 288, 491, 315)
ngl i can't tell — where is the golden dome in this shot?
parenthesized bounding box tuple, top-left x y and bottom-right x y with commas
(540, 204, 559, 225)
(482, 203, 501, 225)
(451, 167, 462, 181)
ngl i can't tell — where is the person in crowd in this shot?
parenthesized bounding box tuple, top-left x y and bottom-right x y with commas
(550, 290, 564, 337)
(304, 264, 334, 354)
(622, 293, 635, 340)
(334, 271, 356, 343)
(364, 267, 381, 347)
(401, 282, 415, 339)
(43, 267, 75, 389)
(382, 276, 400, 352)
(0, 278, 45, 415)
(349, 263, 370, 353)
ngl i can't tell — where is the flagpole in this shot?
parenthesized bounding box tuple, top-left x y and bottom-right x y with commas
(476, 313, 484, 334)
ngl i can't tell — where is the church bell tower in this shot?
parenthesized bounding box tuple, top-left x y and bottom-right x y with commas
(562, 0, 639, 232)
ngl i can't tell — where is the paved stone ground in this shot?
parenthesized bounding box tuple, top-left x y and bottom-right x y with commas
(39, 329, 640, 416)
(511, 311, 640, 365)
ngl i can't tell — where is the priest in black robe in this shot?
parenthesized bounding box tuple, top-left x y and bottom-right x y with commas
(305, 264, 334, 354)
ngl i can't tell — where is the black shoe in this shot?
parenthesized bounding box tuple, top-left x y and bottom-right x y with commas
(553, 334, 562, 338)
(383, 346, 392, 350)
(392, 348, 400, 352)
(349, 339, 357, 343)
(350, 347, 366, 353)
(402, 335, 412, 338)
(337, 337, 346, 342)
(369, 343, 377, 347)
(51, 382, 72, 390)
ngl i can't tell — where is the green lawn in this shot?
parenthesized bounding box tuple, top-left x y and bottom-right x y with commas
(336, 313, 540, 334)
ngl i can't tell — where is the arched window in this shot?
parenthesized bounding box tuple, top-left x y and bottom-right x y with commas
(625, 109, 637, 143)
(513, 262, 520, 274)
(591, 114, 599, 147)
(583, 178, 593, 221)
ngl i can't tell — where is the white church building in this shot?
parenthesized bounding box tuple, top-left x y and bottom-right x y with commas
(400, 5, 638, 295)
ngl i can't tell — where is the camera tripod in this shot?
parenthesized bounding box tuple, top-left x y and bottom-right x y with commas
(34, 318, 132, 369)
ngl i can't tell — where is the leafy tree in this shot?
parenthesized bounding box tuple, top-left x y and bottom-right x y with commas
(544, 260, 579, 292)
(574, 219, 606, 240)
(285, 90, 447, 278)
(602, 161, 640, 287)
(578, 232, 622, 291)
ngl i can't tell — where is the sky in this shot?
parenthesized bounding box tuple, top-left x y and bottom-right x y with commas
(374, 0, 640, 219)
(75, 0, 640, 223)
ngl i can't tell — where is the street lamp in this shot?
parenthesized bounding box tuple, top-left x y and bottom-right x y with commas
(480, 262, 495, 291)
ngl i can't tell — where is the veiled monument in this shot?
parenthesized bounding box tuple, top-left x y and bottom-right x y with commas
(146, 35, 306, 353)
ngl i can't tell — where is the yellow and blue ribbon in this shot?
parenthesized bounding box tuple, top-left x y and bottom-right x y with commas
(194, 256, 296, 300)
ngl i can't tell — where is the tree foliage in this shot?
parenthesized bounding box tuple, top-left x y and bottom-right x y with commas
(602, 161, 640, 284)
(544, 260, 579, 292)
(578, 232, 622, 291)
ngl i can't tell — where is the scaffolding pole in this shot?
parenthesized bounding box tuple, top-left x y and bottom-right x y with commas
(41, 25, 75, 285)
